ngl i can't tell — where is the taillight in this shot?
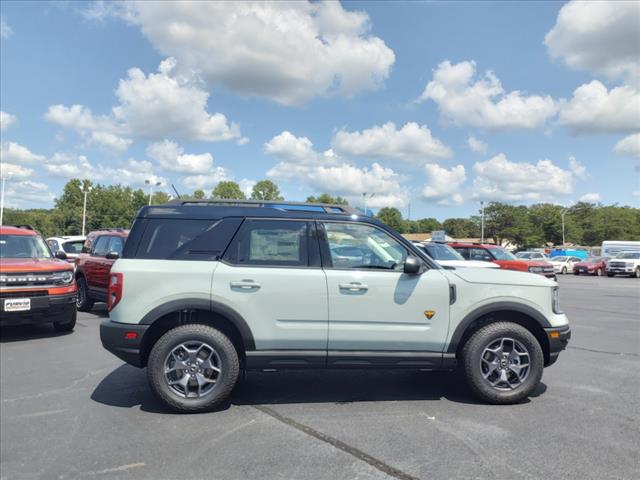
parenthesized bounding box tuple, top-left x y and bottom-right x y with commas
(108, 273, 123, 311)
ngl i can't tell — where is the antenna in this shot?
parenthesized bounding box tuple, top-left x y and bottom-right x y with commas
(171, 184, 182, 199)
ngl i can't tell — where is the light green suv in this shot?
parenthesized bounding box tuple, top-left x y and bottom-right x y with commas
(100, 200, 570, 412)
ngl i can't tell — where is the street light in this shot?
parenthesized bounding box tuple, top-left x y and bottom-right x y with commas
(0, 172, 14, 226)
(560, 208, 569, 247)
(80, 184, 93, 236)
(480, 201, 485, 244)
(362, 192, 375, 216)
(145, 179, 162, 206)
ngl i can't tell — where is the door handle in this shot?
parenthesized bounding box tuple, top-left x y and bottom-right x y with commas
(230, 280, 261, 290)
(339, 282, 368, 292)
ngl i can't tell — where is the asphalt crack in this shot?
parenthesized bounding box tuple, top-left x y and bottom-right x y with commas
(252, 404, 419, 480)
(568, 346, 639, 357)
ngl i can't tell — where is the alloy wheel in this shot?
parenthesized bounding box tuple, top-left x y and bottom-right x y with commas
(164, 341, 222, 399)
(480, 337, 530, 391)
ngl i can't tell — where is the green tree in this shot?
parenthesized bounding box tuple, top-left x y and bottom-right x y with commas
(376, 207, 405, 232)
(211, 181, 246, 200)
(192, 189, 206, 199)
(306, 193, 349, 205)
(442, 218, 479, 238)
(251, 180, 283, 201)
(483, 202, 538, 248)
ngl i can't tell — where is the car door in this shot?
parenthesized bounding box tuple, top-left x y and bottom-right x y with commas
(319, 221, 451, 357)
(212, 219, 328, 354)
(92, 236, 113, 297)
(86, 235, 109, 294)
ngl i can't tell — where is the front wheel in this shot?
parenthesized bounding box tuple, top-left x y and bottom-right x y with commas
(634, 267, 640, 279)
(460, 322, 544, 404)
(561, 267, 567, 275)
(147, 324, 240, 413)
(596, 268, 603, 276)
(607, 273, 614, 277)
(76, 277, 94, 312)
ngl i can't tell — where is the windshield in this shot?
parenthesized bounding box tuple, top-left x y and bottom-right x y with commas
(0, 234, 52, 259)
(516, 252, 533, 259)
(552, 256, 567, 262)
(423, 243, 464, 261)
(583, 257, 602, 263)
(616, 252, 640, 259)
(490, 247, 517, 261)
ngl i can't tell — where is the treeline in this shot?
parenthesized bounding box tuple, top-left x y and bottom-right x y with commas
(3, 179, 639, 247)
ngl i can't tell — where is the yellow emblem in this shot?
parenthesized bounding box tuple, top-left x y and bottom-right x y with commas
(424, 310, 436, 319)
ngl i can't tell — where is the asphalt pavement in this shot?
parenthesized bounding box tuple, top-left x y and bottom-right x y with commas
(1, 275, 639, 480)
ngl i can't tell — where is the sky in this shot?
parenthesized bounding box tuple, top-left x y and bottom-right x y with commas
(0, 0, 639, 220)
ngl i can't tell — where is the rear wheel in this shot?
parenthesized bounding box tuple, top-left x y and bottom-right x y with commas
(561, 267, 567, 275)
(634, 267, 640, 279)
(596, 268, 603, 276)
(461, 322, 544, 404)
(76, 276, 94, 312)
(53, 309, 76, 332)
(147, 324, 240, 413)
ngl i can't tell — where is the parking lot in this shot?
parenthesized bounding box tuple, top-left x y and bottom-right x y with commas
(1, 275, 638, 480)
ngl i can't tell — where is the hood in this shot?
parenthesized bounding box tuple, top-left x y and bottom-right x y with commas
(575, 261, 598, 267)
(0, 258, 72, 273)
(451, 266, 556, 287)
(438, 260, 500, 269)
(520, 260, 552, 267)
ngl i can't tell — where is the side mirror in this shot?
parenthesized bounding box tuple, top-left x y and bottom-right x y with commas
(55, 250, 67, 260)
(403, 256, 421, 274)
(105, 251, 120, 260)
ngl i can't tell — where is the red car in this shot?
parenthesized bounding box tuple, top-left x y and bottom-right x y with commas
(573, 256, 609, 276)
(75, 229, 128, 311)
(0, 225, 77, 331)
(449, 243, 556, 280)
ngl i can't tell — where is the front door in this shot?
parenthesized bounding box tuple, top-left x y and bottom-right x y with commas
(319, 221, 451, 353)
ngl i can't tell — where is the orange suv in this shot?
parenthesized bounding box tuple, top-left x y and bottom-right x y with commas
(0, 225, 77, 331)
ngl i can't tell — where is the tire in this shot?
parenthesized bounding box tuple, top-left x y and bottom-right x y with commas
(596, 268, 603, 277)
(75, 276, 94, 312)
(561, 267, 567, 275)
(607, 273, 614, 277)
(634, 267, 640, 279)
(461, 322, 544, 405)
(53, 309, 77, 332)
(147, 324, 240, 413)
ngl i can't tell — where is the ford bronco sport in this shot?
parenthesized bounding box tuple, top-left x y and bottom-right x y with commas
(100, 201, 570, 412)
(0, 225, 77, 331)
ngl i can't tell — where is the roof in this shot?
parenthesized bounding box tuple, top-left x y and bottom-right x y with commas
(0, 225, 38, 236)
(86, 229, 129, 237)
(448, 242, 500, 249)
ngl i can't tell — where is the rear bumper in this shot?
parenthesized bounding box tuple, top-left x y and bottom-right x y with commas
(0, 293, 76, 326)
(545, 325, 571, 366)
(100, 319, 148, 367)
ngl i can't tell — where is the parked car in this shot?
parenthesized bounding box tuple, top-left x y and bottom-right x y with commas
(515, 251, 549, 260)
(75, 229, 128, 311)
(0, 225, 77, 331)
(100, 200, 570, 412)
(414, 242, 500, 269)
(548, 256, 582, 275)
(46, 235, 86, 263)
(449, 243, 556, 280)
(606, 252, 640, 278)
(573, 257, 609, 276)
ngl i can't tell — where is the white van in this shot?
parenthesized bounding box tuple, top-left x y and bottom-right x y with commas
(601, 241, 640, 257)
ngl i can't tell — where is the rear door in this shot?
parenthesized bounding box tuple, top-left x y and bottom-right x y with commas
(212, 219, 328, 355)
(87, 236, 110, 296)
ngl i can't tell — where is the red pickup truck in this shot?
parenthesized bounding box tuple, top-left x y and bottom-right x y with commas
(75, 229, 128, 311)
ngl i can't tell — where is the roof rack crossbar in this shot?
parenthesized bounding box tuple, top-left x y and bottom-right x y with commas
(169, 199, 360, 215)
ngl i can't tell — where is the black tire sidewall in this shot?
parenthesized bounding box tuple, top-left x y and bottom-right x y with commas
(147, 324, 240, 413)
(53, 309, 77, 332)
(462, 322, 544, 404)
(76, 277, 94, 312)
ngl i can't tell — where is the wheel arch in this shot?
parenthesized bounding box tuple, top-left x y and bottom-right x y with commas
(448, 302, 552, 365)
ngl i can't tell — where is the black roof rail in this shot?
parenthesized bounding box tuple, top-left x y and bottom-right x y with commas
(168, 199, 360, 215)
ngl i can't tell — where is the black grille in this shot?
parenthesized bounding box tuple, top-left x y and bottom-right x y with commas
(0, 291, 48, 299)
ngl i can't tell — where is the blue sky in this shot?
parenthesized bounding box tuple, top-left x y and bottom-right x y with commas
(1, 1, 638, 220)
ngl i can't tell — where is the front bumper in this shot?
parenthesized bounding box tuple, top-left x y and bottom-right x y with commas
(100, 319, 149, 367)
(607, 266, 635, 274)
(0, 293, 76, 326)
(544, 325, 571, 366)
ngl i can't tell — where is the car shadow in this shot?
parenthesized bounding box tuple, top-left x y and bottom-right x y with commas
(90, 364, 547, 414)
(88, 304, 109, 318)
(0, 323, 73, 343)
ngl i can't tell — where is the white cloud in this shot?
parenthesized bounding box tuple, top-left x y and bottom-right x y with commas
(473, 154, 574, 202)
(558, 81, 640, 134)
(92, 1, 395, 105)
(0, 142, 45, 164)
(579, 193, 601, 203)
(545, 0, 640, 83)
(0, 111, 17, 131)
(633, 191, 640, 198)
(0, 16, 12, 39)
(568, 156, 587, 180)
(467, 136, 487, 154)
(239, 178, 257, 198)
(418, 60, 557, 130)
(1, 163, 34, 180)
(45, 153, 95, 178)
(613, 133, 640, 157)
(4, 181, 55, 208)
(90, 131, 132, 152)
(265, 130, 407, 207)
(422, 164, 466, 205)
(146, 140, 214, 174)
(182, 168, 232, 191)
(331, 122, 452, 163)
(100, 159, 167, 187)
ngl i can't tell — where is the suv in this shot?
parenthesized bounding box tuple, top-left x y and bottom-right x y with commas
(450, 243, 556, 280)
(0, 225, 77, 331)
(46, 235, 86, 263)
(606, 251, 640, 278)
(100, 201, 570, 412)
(75, 229, 128, 311)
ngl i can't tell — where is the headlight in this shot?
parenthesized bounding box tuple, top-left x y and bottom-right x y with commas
(552, 287, 562, 314)
(52, 271, 74, 285)
(529, 266, 543, 273)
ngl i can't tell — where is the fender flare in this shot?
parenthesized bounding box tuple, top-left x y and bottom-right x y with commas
(446, 301, 551, 354)
(139, 298, 256, 351)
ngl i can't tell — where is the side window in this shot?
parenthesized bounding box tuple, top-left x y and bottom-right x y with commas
(454, 247, 470, 260)
(224, 220, 308, 267)
(321, 222, 407, 271)
(92, 236, 110, 256)
(470, 248, 493, 262)
(136, 219, 227, 260)
(47, 240, 60, 252)
(107, 237, 124, 256)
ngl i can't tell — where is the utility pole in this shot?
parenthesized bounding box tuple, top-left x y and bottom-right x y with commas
(362, 192, 375, 216)
(480, 201, 485, 244)
(80, 184, 92, 236)
(0, 172, 14, 226)
(146, 179, 162, 206)
(561, 208, 569, 246)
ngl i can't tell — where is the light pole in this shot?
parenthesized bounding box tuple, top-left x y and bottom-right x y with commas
(145, 179, 162, 206)
(480, 201, 485, 244)
(80, 184, 92, 236)
(362, 192, 375, 216)
(560, 208, 569, 247)
(0, 172, 14, 226)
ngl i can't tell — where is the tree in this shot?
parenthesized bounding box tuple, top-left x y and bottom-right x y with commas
(442, 218, 479, 238)
(192, 189, 206, 200)
(251, 180, 283, 201)
(306, 193, 349, 205)
(211, 181, 246, 200)
(376, 207, 405, 232)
